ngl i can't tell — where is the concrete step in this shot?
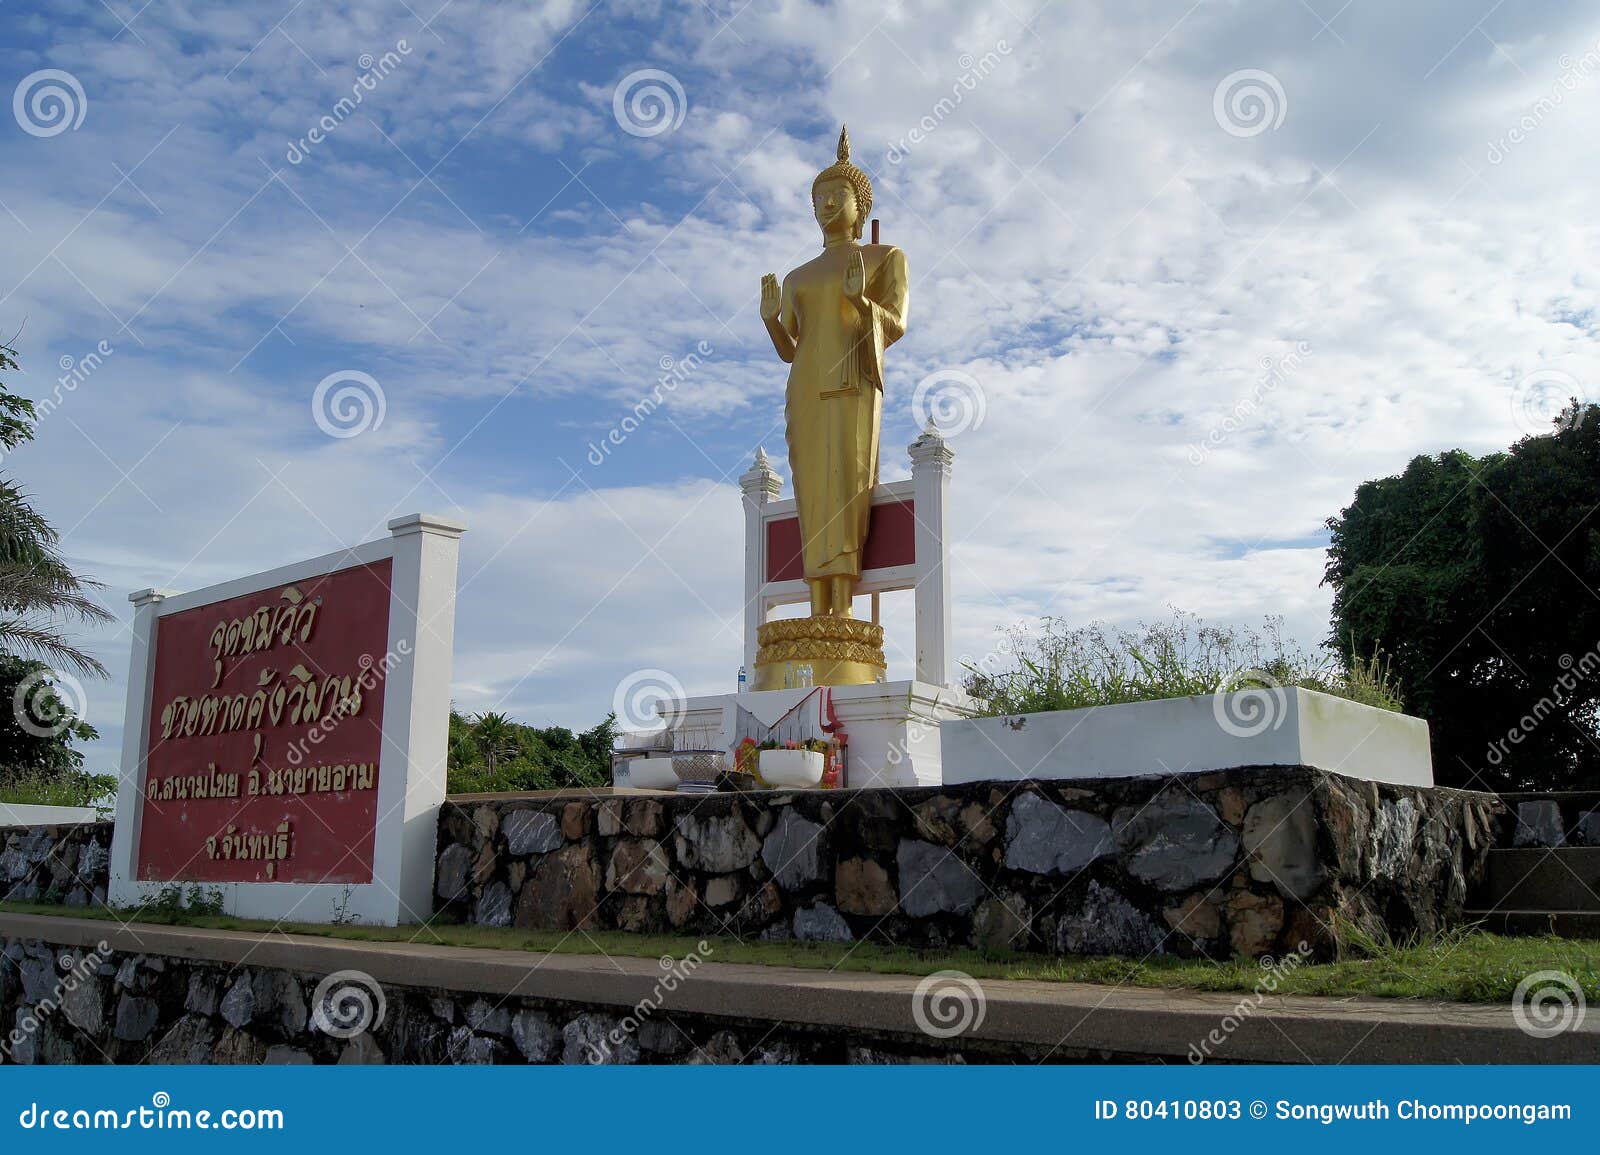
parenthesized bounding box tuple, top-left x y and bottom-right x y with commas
(1479, 847, 1600, 912)
(1465, 908, 1600, 940)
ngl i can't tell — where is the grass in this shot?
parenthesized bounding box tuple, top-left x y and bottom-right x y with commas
(3, 899, 1596, 1006)
(963, 610, 1404, 717)
(0, 770, 116, 812)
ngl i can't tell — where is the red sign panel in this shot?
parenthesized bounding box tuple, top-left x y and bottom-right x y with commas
(134, 559, 394, 885)
(765, 498, 917, 583)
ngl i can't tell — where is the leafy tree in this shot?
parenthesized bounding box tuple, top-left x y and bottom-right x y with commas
(445, 707, 614, 794)
(0, 653, 99, 786)
(1325, 402, 1600, 791)
(0, 341, 38, 452)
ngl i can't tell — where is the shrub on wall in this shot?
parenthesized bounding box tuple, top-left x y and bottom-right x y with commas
(963, 610, 1401, 718)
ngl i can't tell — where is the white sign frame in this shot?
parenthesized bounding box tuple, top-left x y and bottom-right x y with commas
(107, 513, 465, 926)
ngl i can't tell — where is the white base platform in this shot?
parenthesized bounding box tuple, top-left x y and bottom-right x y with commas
(0, 803, 104, 828)
(940, 688, 1433, 787)
(676, 680, 983, 788)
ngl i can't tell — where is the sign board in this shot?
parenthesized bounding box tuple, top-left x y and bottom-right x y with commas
(108, 514, 465, 925)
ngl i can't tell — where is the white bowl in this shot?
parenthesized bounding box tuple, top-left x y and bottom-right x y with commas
(629, 757, 679, 790)
(759, 748, 825, 788)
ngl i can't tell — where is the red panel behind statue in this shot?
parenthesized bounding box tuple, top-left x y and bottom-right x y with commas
(766, 498, 916, 583)
(134, 559, 394, 885)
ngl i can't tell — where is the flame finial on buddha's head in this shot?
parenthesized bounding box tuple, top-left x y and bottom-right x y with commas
(810, 125, 873, 239)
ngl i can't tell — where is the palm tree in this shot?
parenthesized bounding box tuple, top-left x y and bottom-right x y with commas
(471, 711, 521, 778)
(0, 340, 112, 677)
(0, 482, 113, 677)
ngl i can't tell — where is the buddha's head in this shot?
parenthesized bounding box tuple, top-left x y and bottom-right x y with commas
(811, 124, 873, 241)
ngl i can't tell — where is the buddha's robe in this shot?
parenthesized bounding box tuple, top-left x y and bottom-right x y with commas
(778, 242, 909, 580)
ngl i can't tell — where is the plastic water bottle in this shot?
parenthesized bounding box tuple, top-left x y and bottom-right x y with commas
(737, 665, 747, 694)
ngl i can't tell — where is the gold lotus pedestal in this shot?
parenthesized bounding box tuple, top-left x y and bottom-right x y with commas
(752, 615, 886, 691)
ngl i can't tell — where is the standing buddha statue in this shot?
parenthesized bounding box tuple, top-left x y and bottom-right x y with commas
(753, 126, 909, 690)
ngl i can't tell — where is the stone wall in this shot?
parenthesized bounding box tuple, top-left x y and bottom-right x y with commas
(0, 822, 112, 907)
(0, 934, 1062, 1065)
(1500, 794, 1600, 848)
(436, 770, 1503, 960)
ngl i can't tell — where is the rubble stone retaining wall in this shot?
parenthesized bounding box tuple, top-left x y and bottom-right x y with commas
(437, 769, 1503, 960)
(1, 822, 112, 907)
(0, 933, 1062, 1065)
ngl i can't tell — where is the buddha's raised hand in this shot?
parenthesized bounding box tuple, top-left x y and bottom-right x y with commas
(760, 273, 781, 321)
(843, 250, 867, 310)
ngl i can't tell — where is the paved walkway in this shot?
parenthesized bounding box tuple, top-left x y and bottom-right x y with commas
(3, 911, 1594, 1063)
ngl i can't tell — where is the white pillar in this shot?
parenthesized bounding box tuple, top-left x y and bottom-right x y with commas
(908, 425, 954, 687)
(740, 448, 782, 674)
(107, 588, 175, 909)
(377, 513, 466, 923)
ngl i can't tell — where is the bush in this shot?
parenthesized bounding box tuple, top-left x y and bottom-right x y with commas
(963, 610, 1402, 717)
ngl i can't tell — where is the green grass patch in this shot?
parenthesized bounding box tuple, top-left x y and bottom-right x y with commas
(0, 771, 115, 811)
(3, 900, 1596, 1005)
(964, 610, 1404, 716)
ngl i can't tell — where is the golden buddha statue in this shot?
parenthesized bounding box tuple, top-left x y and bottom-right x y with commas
(752, 126, 909, 691)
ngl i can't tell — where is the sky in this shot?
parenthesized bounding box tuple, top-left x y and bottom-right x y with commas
(4, 0, 1598, 770)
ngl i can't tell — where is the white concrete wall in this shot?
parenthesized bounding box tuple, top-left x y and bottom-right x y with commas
(0, 804, 104, 828)
(941, 688, 1433, 787)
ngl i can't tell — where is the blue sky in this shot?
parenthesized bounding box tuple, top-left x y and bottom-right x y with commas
(4, 0, 1598, 769)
